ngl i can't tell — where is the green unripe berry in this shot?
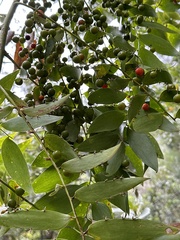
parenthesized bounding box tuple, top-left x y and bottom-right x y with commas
(15, 187, 25, 196)
(8, 199, 16, 208)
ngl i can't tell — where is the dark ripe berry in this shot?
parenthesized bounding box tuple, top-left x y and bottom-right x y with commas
(142, 103, 150, 111)
(78, 19, 85, 25)
(31, 43, 36, 49)
(173, 94, 180, 103)
(136, 15, 144, 24)
(102, 83, 108, 89)
(117, 50, 126, 60)
(38, 95, 44, 101)
(18, 46, 23, 52)
(47, 88, 55, 97)
(90, 26, 99, 34)
(150, 70, 157, 78)
(135, 67, 145, 77)
(15, 187, 25, 196)
(76, 135, 84, 144)
(138, 4, 145, 11)
(25, 35, 31, 40)
(52, 150, 61, 160)
(8, 199, 16, 208)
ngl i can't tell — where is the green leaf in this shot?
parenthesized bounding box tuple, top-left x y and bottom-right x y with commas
(23, 94, 69, 117)
(60, 66, 81, 80)
(33, 166, 79, 193)
(4, 89, 28, 107)
(159, 90, 177, 102)
(66, 120, 80, 142)
(88, 110, 125, 134)
(44, 134, 77, 160)
(176, 109, 180, 119)
(106, 142, 125, 176)
(88, 219, 178, 240)
(139, 48, 165, 69)
(2, 138, 32, 192)
(31, 150, 52, 168)
(108, 77, 130, 90)
(113, 36, 134, 51)
(148, 135, 164, 159)
(75, 177, 148, 202)
(0, 70, 19, 104)
(128, 94, 146, 123)
(1, 115, 63, 132)
(130, 4, 156, 17)
(0, 210, 70, 230)
(155, 235, 180, 240)
(78, 132, 119, 153)
(0, 106, 13, 120)
(132, 112, 163, 133)
(160, 0, 180, 12)
(92, 202, 112, 220)
(139, 34, 179, 56)
(62, 144, 121, 173)
(45, 37, 56, 58)
(84, 30, 105, 43)
(49, 66, 61, 81)
(128, 130, 158, 172)
(143, 70, 172, 85)
(88, 88, 126, 104)
(141, 21, 176, 33)
(109, 193, 129, 214)
(159, 117, 178, 132)
(125, 146, 144, 177)
(34, 185, 80, 213)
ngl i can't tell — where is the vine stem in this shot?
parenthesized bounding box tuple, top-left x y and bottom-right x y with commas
(0, 85, 85, 240)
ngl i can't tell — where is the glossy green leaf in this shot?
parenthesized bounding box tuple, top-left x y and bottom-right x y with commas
(92, 202, 112, 220)
(141, 21, 176, 33)
(139, 48, 165, 69)
(88, 219, 178, 240)
(48, 66, 61, 81)
(60, 66, 81, 80)
(45, 37, 56, 58)
(132, 112, 163, 133)
(139, 34, 179, 56)
(1, 115, 63, 132)
(159, 90, 177, 102)
(106, 142, 125, 176)
(88, 89, 126, 104)
(125, 146, 144, 177)
(32, 150, 52, 168)
(0, 106, 13, 120)
(109, 193, 129, 214)
(159, 117, 178, 132)
(75, 177, 148, 202)
(0, 70, 19, 104)
(44, 134, 77, 160)
(23, 95, 69, 117)
(160, 0, 179, 12)
(94, 64, 112, 78)
(34, 185, 80, 213)
(62, 144, 121, 173)
(128, 130, 158, 171)
(130, 4, 156, 17)
(84, 30, 105, 43)
(78, 132, 119, 153)
(113, 36, 134, 51)
(0, 210, 70, 230)
(2, 138, 32, 192)
(143, 70, 172, 85)
(33, 166, 79, 193)
(4, 89, 27, 107)
(128, 94, 146, 123)
(88, 110, 125, 134)
(148, 135, 164, 159)
(108, 77, 130, 90)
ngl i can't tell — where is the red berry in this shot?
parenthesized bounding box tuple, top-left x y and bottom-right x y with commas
(39, 95, 44, 101)
(31, 43, 36, 49)
(135, 67, 145, 77)
(18, 46, 23, 52)
(78, 19, 85, 25)
(102, 84, 108, 89)
(142, 103, 150, 111)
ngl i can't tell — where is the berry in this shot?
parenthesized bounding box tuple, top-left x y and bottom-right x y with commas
(15, 187, 25, 196)
(150, 70, 157, 78)
(135, 67, 145, 77)
(22, 60, 31, 70)
(90, 26, 99, 34)
(31, 43, 36, 49)
(173, 94, 180, 103)
(8, 199, 16, 208)
(117, 50, 126, 60)
(25, 35, 31, 40)
(102, 84, 108, 88)
(142, 103, 150, 111)
(95, 78, 105, 87)
(52, 150, 61, 160)
(118, 102, 126, 110)
(38, 95, 44, 101)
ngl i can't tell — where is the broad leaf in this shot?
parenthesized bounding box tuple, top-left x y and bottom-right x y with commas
(44, 134, 77, 160)
(109, 193, 129, 214)
(23, 95, 69, 117)
(128, 94, 146, 123)
(159, 90, 177, 102)
(60, 66, 81, 80)
(0, 106, 13, 120)
(31, 150, 52, 168)
(34, 185, 80, 213)
(88, 110, 125, 134)
(128, 130, 158, 172)
(3, 89, 27, 107)
(84, 30, 105, 43)
(61, 144, 121, 173)
(0, 210, 70, 230)
(78, 132, 119, 152)
(176, 109, 180, 119)
(139, 34, 179, 56)
(88, 88, 126, 104)
(143, 70, 172, 85)
(139, 47, 165, 69)
(141, 21, 176, 33)
(75, 177, 148, 202)
(113, 36, 134, 51)
(2, 138, 32, 192)
(88, 219, 179, 240)
(1, 115, 62, 132)
(91, 202, 112, 220)
(159, 117, 178, 132)
(0, 70, 19, 104)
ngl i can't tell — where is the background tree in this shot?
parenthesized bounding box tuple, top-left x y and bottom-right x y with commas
(0, 0, 180, 239)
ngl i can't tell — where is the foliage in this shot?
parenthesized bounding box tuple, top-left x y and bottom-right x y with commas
(0, 0, 180, 239)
